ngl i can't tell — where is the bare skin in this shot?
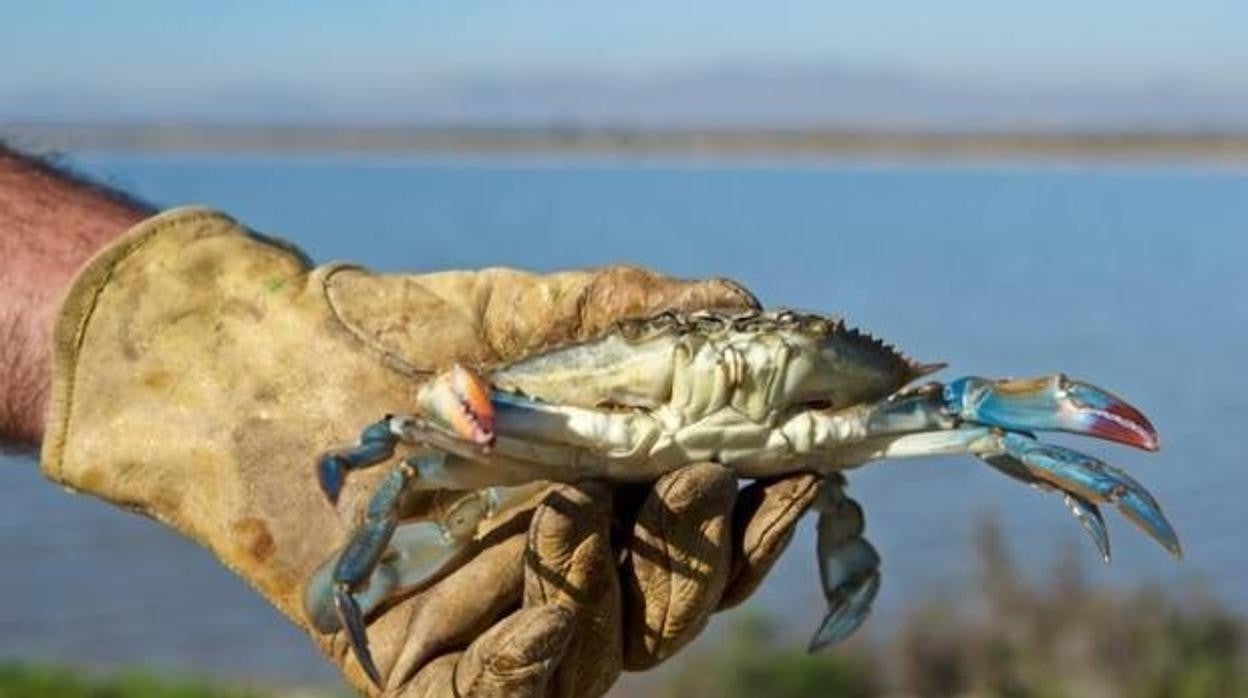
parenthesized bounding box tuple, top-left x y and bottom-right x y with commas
(0, 143, 152, 448)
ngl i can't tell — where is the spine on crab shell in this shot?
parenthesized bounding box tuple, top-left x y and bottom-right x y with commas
(625, 308, 944, 382)
(831, 322, 946, 386)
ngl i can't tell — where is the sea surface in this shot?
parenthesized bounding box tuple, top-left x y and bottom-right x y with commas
(2, 154, 1245, 688)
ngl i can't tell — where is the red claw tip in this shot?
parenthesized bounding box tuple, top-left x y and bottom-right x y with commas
(448, 364, 496, 445)
(1098, 402, 1160, 452)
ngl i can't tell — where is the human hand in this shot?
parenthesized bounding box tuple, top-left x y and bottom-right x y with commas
(41, 208, 819, 696)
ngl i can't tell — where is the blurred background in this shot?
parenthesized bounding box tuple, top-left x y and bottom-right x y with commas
(2, 2, 1246, 696)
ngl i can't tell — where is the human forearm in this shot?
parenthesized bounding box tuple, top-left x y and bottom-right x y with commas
(0, 144, 152, 448)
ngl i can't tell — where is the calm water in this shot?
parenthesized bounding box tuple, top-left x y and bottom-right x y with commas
(2, 154, 1245, 686)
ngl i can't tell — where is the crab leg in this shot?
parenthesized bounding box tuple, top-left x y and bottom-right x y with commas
(317, 365, 496, 507)
(809, 475, 881, 652)
(325, 459, 418, 686)
(305, 452, 539, 689)
(413, 376, 674, 482)
(317, 417, 403, 504)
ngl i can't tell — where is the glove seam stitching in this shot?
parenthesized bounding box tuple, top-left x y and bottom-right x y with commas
(751, 477, 819, 557)
(654, 473, 680, 657)
(49, 210, 230, 483)
(321, 264, 436, 379)
(528, 494, 592, 605)
(529, 501, 556, 605)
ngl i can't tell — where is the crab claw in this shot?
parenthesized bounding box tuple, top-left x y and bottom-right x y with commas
(998, 432, 1181, 558)
(418, 364, 496, 445)
(945, 374, 1159, 451)
(978, 451, 1113, 563)
(1063, 492, 1112, 564)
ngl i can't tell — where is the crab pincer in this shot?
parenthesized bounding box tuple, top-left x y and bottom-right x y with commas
(940, 374, 1179, 560)
(417, 364, 497, 446)
(995, 433, 1181, 558)
(944, 374, 1160, 451)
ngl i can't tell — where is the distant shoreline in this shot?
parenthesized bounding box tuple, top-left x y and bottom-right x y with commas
(8, 124, 1248, 163)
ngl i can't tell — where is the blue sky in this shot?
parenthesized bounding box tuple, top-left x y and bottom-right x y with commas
(4, 1, 1247, 125)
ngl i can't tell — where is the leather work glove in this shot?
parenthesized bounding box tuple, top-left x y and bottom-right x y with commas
(40, 207, 821, 697)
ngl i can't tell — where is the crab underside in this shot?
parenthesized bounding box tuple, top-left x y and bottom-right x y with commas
(302, 309, 1179, 688)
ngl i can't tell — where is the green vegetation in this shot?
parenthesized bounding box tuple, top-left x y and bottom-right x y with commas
(0, 663, 334, 698)
(663, 613, 879, 698)
(663, 519, 1247, 698)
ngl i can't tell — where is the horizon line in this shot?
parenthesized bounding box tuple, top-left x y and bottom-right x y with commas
(8, 123, 1248, 164)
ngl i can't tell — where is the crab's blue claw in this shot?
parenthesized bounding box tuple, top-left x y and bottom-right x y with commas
(1062, 492, 1112, 564)
(946, 374, 1159, 452)
(979, 452, 1113, 563)
(999, 433, 1181, 558)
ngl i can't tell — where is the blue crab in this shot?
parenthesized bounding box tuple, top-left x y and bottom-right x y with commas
(304, 309, 1179, 686)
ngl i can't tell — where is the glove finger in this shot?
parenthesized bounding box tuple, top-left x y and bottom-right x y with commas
(620, 462, 737, 670)
(400, 604, 575, 698)
(334, 266, 760, 369)
(525, 482, 622, 698)
(717, 473, 821, 610)
(567, 268, 760, 342)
